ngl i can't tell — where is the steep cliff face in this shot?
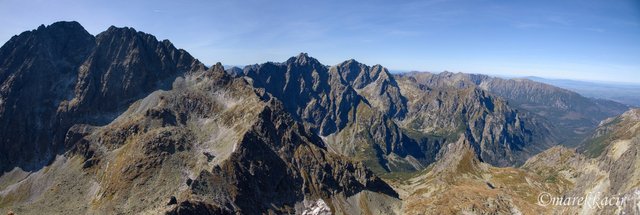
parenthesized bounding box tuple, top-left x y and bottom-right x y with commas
(241, 53, 409, 136)
(395, 75, 556, 166)
(524, 108, 640, 214)
(242, 53, 356, 136)
(187, 99, 397, 214)
(585, 109, 640, 206)
(403, 71, 629, 145)
(332, 59, 407, 119)
(0, 22, 95, 172)
(241, 54, 423, 173)
(241, 54, 559, 172)
(60, 25, 204, 122)
(0, 22, 204, 173)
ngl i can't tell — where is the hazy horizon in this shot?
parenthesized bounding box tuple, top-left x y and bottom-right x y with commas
(1, 0, 638, 83)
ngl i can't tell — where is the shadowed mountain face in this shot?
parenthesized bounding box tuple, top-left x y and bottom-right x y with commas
(242, 54, 407, 135)
(241, 54, 421, 173)
(394, 75, 557, 167)
(0, 21, 204, 172)
(0, 21, 95, 172)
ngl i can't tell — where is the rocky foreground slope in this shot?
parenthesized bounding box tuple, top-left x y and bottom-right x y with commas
(397, 108, 640, 214)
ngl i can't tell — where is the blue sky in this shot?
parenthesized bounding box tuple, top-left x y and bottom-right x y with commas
(1, 0, 639, 83)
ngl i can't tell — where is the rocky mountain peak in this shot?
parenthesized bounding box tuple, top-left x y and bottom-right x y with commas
(286, 52, 322, 67)
(621, 108, 640, 121)
(343, 58, 360, 65)
(334, 59, 397, 88)
(210, 62, 225, 73)
(0, 21, 204, 172)
(0, 21, 96, 171)
(104, 25, 138, 34)
(36, 21, 86, 32)
(0, 21, 94, 66)
(97, 25, 160, 46)
(330, 59, 407, 119)
(203, 62, 231, 83)
(335, 59, 363, 81)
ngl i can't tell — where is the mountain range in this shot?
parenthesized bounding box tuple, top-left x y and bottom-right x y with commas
(525, 76, 640, 107)
(0, 21, 637, 214)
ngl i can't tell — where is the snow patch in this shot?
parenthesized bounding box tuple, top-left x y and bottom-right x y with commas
(211, 89, 241, 109)
(635, 189, 640, 214)
(301, 198, 331, 215)
(608, 139, 631, 160)
(509, 205, 523, 215)
(579, 174, 610, 215)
